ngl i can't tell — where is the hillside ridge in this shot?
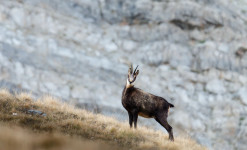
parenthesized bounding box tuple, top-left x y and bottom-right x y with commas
(0, 89, 206, 150)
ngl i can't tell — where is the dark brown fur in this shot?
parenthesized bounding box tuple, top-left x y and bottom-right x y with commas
(122, 65, 174, 141)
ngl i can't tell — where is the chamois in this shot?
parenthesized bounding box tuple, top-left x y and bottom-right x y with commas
(122, 64, 174, 141)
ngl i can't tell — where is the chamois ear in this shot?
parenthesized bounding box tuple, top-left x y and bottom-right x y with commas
(135, 70, 139, 76)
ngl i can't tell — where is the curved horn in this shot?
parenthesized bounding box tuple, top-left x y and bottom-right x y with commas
(129, 64, 133, 74)
(133, 65, 139, 74)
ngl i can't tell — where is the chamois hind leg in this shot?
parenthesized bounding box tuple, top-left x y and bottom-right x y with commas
(155, 114, 174, 141)
(128, 111, 133, 128)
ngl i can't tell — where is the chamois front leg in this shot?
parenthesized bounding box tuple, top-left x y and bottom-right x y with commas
(133, 110, 138, 129)
(128, 111, 133, 128)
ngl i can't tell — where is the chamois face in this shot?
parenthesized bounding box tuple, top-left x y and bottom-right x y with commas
(127, 64, 139, 87)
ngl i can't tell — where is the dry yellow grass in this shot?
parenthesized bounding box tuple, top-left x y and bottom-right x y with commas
(0, 89, 207, 150)
(0, 124, 117, 150)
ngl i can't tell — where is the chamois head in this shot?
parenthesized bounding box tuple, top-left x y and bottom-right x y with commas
(126, 64, 139, 87)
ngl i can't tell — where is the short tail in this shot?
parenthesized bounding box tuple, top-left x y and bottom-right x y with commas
(169, 103, 174, 108)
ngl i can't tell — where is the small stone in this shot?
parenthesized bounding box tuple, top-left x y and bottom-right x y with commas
(27, 110, 46, 116)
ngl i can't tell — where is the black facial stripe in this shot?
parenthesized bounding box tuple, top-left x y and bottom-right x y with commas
(129, 76, 136, 84)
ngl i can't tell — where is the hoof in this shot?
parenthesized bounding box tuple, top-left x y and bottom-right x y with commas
(169, 136, 174, 142)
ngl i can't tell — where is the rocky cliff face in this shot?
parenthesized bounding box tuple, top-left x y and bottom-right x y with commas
(1, 0, 247, 149)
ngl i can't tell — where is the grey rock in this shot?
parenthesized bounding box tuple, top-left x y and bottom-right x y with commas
(122, 40, 137, 51)
(206, 79, 226, 94)
(172, 110, 191, 129)
(237, 87, 247, 105)
(1, 0, 247, 150)
(10, 7, 26, 27)
(193, 133, 212, 149)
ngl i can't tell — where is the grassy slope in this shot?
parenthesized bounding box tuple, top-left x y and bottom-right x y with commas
(0, 89, 207, 150)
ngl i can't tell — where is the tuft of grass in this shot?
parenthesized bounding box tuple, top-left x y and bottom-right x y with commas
(0, 89, 207, 150)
